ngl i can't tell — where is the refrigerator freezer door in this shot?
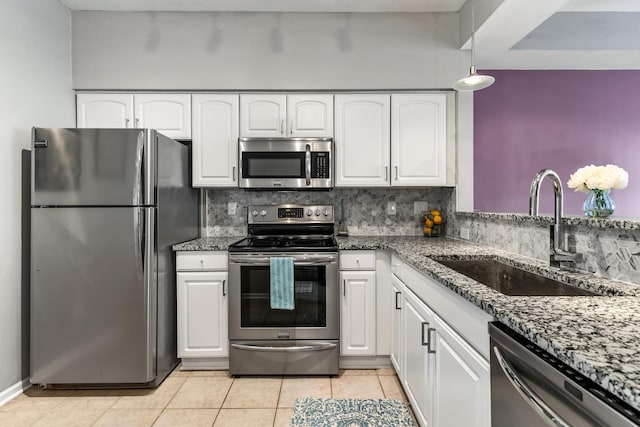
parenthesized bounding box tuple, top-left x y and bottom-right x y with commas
(31, 128, 155, 207)
(30, 206, 156, 385)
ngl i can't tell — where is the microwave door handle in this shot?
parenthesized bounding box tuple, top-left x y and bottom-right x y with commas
(305, 144, 311, 186)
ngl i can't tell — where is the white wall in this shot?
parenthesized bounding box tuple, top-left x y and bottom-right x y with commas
(72, 11, 467, 90)
(0, 0, 74, 399)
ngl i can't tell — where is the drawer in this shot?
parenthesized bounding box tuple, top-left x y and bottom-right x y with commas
(176, 251, 227, 271)
(340, 251, 375, 270)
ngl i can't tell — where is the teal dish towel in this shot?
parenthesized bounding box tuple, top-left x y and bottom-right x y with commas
(270, 257, 295, 310)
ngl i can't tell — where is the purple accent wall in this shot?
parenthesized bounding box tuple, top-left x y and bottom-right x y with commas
(474, 70, 640, 217)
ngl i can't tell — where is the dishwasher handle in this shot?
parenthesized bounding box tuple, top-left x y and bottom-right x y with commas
(493, 345, 571, 427)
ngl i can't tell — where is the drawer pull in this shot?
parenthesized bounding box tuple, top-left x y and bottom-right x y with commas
(421, 322, 429, 346)
(395, 291, 401, 310)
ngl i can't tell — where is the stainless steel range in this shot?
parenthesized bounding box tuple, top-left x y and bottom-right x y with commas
(228, 204, 339, 376)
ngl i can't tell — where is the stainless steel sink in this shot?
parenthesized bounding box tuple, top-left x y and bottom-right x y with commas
(434, 259, 599, 296)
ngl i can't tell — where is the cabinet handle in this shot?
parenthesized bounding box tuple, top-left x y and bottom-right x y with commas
(135, 118, 140, 127)
(385, 166, 389, 181)
(232, 166, 236, 181)
(421, 322, 429, 346)
(343, 279, 346, 296)
(281, 119, 285, 134)
(395, 291, 401, 310)
(356, 259, 360, 267)
(222, 279, 226, 296)
(395, 166, 399, 180)
(125, 118, 130, 128)
(290, 120, 293, 135)
(427, 328, 436, 353)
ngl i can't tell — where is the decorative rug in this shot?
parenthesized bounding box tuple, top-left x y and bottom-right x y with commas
(290, 398, 416, 427)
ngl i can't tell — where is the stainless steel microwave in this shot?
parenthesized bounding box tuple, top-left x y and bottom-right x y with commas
(238, 138, 333, 190)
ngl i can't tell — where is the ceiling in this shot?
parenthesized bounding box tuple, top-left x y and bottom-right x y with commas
(59, 0, 640, 69)
(58, 0, 466, 13)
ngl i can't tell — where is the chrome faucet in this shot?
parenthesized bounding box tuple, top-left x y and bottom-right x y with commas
(529, 169, 579, 269)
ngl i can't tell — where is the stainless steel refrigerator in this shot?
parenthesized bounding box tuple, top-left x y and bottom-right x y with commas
(30, 128, 198, 387)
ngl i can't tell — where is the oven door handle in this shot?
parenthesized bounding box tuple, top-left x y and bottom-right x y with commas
(229, 256, 337, 265)
(231, 343, 337, 353)
(493, 346, 571, 427)
(305, 144, 311, 186)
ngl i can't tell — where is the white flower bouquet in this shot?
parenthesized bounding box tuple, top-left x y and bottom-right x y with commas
(567, 164, 629, 193)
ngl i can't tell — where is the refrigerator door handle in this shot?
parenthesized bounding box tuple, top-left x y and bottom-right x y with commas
(134, 132, 145, 206)
(134, 208, 145, 281)
(143, 131, 156, 206)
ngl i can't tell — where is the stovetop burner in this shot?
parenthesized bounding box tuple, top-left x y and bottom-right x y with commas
(228, 204, 338, 253)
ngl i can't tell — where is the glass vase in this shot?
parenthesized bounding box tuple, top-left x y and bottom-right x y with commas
(583, 189, 615, 218)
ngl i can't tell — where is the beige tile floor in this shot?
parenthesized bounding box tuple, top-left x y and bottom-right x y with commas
(0, 368, 413, 427)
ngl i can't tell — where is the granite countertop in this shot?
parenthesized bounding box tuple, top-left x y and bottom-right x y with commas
(338, 235, 640, 413)
(172, 234, 640, 412)
(173, 236, 244, 251)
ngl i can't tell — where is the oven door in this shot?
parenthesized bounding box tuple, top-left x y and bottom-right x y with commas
(238, 138, 333, 189)
(228, 252, 339, 341)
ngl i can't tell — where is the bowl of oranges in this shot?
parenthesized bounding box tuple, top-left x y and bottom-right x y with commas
(422, 209, 444, 237)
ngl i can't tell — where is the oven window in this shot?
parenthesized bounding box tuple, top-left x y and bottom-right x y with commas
(240, 266, 327, 328)
(242, 152, 304, 178)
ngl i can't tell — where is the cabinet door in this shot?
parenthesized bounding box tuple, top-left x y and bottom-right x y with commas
(402, 289, 435, 427)
(287, 94, 334, 137)
(76, 93, 133, 128)
(391, 94, 447, 186)
(192, 94, 239, 187)
(335, 94, 391, 187)
(390, 276, 404, 376)
(340, 270, 376, 356)
(432, 315, 490, 427)
(240, 94, 287, 137)
(134, 94, 192, 139)
(177, 271, 228, 358)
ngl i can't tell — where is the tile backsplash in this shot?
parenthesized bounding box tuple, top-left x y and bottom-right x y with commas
(453, 212, 640, 286)
(205, 187, 455, 237)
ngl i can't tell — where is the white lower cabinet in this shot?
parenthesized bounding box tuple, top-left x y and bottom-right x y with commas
(340, 270, 376, 356)
(402, 288, 434, 427)
(176, 251, 228, 369)
(432, 315, 490, 427)
(390, 275, 404, 374)
(340, 251, 377, 358)
(391, 256, 491, 427)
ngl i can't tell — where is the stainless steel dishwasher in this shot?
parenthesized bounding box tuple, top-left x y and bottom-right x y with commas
(489, 322, 640, 427)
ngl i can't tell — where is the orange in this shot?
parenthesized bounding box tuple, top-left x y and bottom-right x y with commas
(424, 219, 434, 228)
(430, 209, 440, 216)
(433, 215, 442, 225)
(424, 227, 432, 236)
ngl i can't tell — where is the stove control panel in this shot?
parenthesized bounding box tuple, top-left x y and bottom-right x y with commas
(248, 204, 334, 224)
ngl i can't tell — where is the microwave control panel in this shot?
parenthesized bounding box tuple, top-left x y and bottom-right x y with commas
(312, 152, 330, 178)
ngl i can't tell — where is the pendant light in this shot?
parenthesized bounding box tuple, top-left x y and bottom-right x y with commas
(453, 3, 495, 91)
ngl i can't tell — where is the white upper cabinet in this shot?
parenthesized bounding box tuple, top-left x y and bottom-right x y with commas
(77, 93, 192, 139)
(391, 94, 447, 186)
(192, 94, 239, 187)
(240, 94, 287, 137)
(287, 94, 334, 137)
(335, 94, 391, 187)
(134, 94, 191, 139)
(76, 93, 134, 129)
(240, 94, 333, 138)
(336, 93, 448, 187)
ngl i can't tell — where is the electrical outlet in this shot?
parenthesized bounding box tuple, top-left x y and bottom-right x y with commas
(460, 227, 470, 240)
(414, 201, 429, 215)
(228, 202, 237, 216)
(387, 201, 397, 216)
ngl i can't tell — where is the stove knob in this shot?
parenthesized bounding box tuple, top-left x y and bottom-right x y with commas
(315, 209, 321, 216)
(307, 209, 313, 216)
(323, 209, 329, 216)
(260, 210, 267, 217)
(251, 210, 259, 217)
